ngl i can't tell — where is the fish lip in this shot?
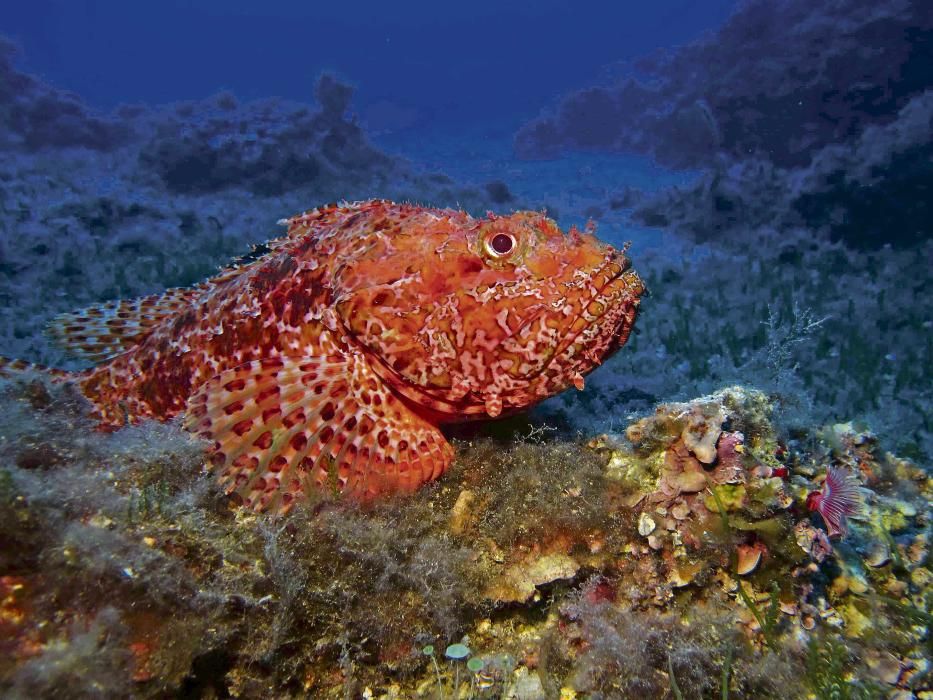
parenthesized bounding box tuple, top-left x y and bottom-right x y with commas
(551, 253, 633, 354)
(494, 252, 630, 375)
(518, 254, 640, 393)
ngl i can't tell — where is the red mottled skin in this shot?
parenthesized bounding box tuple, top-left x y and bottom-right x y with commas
(44, 200, 645, 510)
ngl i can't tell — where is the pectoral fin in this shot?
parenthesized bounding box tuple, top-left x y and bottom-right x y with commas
(184, 353, 454, 512)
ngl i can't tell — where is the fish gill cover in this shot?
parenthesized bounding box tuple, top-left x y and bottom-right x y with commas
(0, 0, 931, 698)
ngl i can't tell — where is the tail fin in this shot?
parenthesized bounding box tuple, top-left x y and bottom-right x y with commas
(47, 287, 202, 363)
(0, 356, 73, 381)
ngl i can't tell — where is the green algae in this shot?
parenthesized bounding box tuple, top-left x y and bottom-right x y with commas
(706, 479, 733, 532)
(729, 514, 787, 539)
(805, 634, 884, 700)
(667, 652, 685, 700)
(704, 484, 747, 513)
(603, 448, 663, 494)
(735, 581, 780, 650)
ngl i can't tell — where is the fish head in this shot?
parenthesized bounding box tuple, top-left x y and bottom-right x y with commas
(334, 208, 645, 419)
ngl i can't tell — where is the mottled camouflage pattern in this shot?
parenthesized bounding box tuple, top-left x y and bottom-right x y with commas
(48, 200, 644, 510)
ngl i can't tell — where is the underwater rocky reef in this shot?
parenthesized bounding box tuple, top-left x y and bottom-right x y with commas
(514, 0, 931, 169)
(0, 377, 929, 698)
(514, 0, 933, 251)
(1, 0, 931, 695)
(0, 37, 132, 152)
(628, 90, 933, 250)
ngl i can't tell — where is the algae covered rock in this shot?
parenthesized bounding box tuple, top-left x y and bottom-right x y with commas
(599, 387, 788, 519)
(0, 374, 929, 698)
(484, 552, 580, 604)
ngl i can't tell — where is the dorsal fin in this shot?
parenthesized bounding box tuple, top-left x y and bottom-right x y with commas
(46, 225, 298, 365)
(46, 210, 337, 366)
(184, 354, 454, 512)
(47, 286, 204, 363)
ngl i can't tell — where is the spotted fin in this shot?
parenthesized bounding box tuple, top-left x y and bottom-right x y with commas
(0, 356, 72, 380)
(48, 287, 203, 363)
(184, 354, 454, 512)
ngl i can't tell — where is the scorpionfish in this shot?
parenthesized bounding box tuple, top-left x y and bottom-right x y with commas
(38, 200, 644, 511)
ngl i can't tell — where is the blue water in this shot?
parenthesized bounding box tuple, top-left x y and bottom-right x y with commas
(5, 0, 735, 125)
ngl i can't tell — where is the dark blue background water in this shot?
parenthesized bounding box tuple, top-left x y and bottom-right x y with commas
(5, 0, 734, 128)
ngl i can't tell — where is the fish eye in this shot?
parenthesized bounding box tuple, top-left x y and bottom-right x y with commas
(486, 232, 516, 257)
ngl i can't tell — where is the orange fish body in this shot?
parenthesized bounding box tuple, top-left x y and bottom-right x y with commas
(45, 200, 644, 510)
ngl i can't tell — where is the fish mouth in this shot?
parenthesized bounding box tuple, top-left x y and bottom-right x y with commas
(544, 251, 640, 372)
(482, 250, 638, 385)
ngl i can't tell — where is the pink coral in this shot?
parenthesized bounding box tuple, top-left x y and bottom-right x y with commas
(806, 467, 864, 538)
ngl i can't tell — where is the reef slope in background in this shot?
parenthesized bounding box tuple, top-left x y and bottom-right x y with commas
(515, 0, 933, 250)
(514, 0, 931, 169)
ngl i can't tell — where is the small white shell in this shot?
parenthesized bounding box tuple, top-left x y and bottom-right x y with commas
(638, 512, 657, 537)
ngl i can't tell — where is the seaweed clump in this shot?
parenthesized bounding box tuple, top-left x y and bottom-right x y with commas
(555, 581, 806, 698)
